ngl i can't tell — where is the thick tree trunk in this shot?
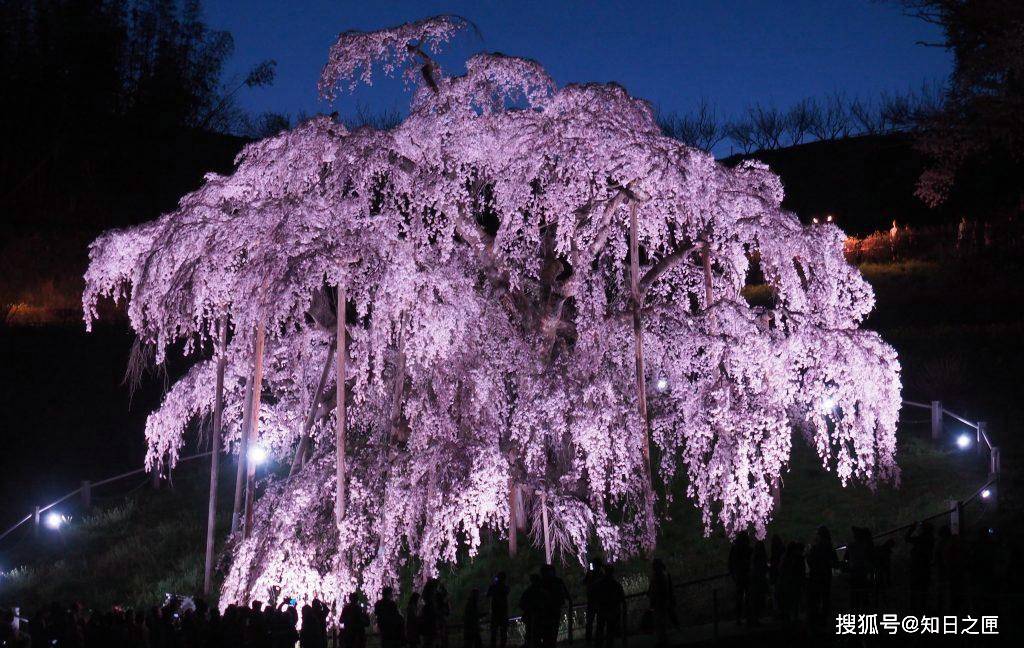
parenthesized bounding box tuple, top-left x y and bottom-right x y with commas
(289, 337, 337, 476)
(628, 201, 657, 550)
(702, 241, 714, 306)
(388, 315, 407, 443)
(243, 322, 267, 539)
(204, 315, 228, 595)
(336, 284, 348, 526)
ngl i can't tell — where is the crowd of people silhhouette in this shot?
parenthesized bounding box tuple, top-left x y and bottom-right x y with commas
(1, 521, 1001, 647)
(727, 522, 999, 630)
(0, 562, 627, 648)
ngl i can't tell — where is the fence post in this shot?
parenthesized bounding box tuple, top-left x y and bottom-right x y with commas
(949, 499, 962, 535)
(989, 446, 1000, 477)
(976, 422, 986, 457)
(33, 506, 41, 537)
(930, 400, 942, 440)
(81, 480, 91, 510)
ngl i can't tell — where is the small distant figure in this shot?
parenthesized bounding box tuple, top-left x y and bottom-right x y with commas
(779, 541, 806, 621)
(906, 522, 935, 609)
(341, 592, 370, 648)
(728, 530, 752, 624)
(486, 572, 510, 648)
(540, 564, 570, 648)
(647, 558, 677, 645)
(374, 587, 404, 648)
(405, 593, 422, 648)
(768, 534, 785, 617)
(519, 574, 549, 648)
(889, 219, 901, 260)
(463, 588, 483, 648)
(584, 557, 604, 643)
(595, 565, 625, 648)
(748, 541, 769, 626)
(806, 526, 838, 623)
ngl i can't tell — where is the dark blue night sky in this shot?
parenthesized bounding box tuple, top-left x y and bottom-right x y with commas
(206, 0, 950, 154)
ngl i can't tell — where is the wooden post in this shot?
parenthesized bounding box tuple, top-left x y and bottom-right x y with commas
(976, 421, 986, 457)
(33, 506, 41, 537)
(80, 481, 91, 510)
(290, 338, 337, 476)
(243, 322, 267, 539)
(930, 400, 942, 441)
(627, 201, 656, 550)
(152, 464, 161, 490)
(990, 446, 1000, 477)
(538, 490, 552, 564)
(204, 315, 228, 595)
(336, 284, 348, 526)
(508, 480, 518, 557)
(231, 372, 255, 533)
(949, 499, 962, 535)
(702, 242, 713, 307)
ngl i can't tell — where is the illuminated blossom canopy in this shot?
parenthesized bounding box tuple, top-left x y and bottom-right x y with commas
(83, 15, 900, 606)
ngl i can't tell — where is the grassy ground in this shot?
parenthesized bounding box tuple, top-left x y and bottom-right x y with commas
(0, 430, 986, 613)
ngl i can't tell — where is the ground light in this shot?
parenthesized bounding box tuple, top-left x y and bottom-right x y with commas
(655, 377, 669, 392)
(44, 511, 64, 530)
(248, 445, 269, 466)
(956, 433, 972, 450)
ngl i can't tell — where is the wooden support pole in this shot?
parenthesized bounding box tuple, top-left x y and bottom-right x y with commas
(538, 490, 552, 565)
(80, 481, 91, 510)
(243, 322, 267, 539)
(336, 284, 348, 527)
(976, 421, 986, 457)
(990, 446, 1000, 477)
(33, 506, 40, 537)
(204, 315, 228, 595)
(930, 400, 942, 441)
(290, 337, 337, 476)
(508, 480, 518, 557)
(949, 499, 962, 535)
(230, 372, 255, 533)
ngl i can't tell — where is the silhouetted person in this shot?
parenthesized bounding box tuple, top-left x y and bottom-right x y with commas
(906, 522, 934, 609)
(647, 558, 676, 645)
(779, 541, 806, 621)
(300, 600, 329, 648)
(375, 587, 405, 648)
(584, 557, 603, 643)
(406, 592, 422, 648)
(806, 526, 838, 623)
(728, 530, 752, 624)
(595, 565, 625, 648)
(748, 541, 769, 626)
(341, 593, 369, 648)
(540, 564, 570, 648)
(421, 580, 440, 648)
(519, 574, 549, 648)
(463, 588, 483, 648)
(768, 534, 785, 616)
(873, 538, 896, 600)
(486, 572, 510, 648)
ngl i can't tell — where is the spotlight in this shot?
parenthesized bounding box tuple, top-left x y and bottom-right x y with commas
(656, 377, 669, 392)
(981, 489, 991, 499)
(248, 445, 268, 466)
(826, 214, 834, 223)
(44, 511, 63, 530)
(812, 217, 820, 224)
(956, 433, 972, 450)
(821, 396, 836, 412)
